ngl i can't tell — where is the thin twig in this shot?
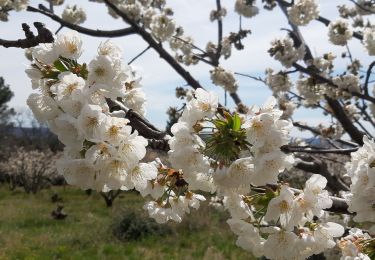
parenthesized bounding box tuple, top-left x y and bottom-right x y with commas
(128, 45, 151, 65)
(234, 72, 266, 84)
(364, 61, 375, 96)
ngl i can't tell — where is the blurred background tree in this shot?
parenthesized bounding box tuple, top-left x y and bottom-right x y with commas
(0, 76, 15, 127)
(0, 76, 15, 129)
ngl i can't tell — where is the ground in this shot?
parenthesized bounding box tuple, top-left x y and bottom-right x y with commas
(0, 185, 254, 260)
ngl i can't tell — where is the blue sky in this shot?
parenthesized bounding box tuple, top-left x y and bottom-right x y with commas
(0, 0, 373, 133)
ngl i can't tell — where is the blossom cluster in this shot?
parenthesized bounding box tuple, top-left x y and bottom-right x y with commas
(338, 228, 373, 260)
(0, 0, 28, 21)
(287, 0, 320, 26)
(62, 5, 87, 25)
(265, 69, 292, 94)
(328, 19, 353, 46)
(25, 31, 148, 192)
(345, 136, 375, 227)
(210, 66, 238, 93)
(364, 27, 375, 56)
(234, 0, 259, 18)
(227, 175, 347, 260)
(268, 35, 306, 68)
(163, 88, 354, 259)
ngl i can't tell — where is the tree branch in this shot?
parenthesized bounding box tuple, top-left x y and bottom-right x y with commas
(316, 15, 363, 40)
(326, 96, 365, 145)
(282, 145, 358, 154)
(349, 0, 375, 14)
(128, 45, 151, 65)
(364, 61, 375, 96)
(294, 159, 350, 193)
(102, 0, 245, 110)
(293, 62, 375, 103)
(277, 0, 364, 40)
(107, 99, 166, 140)
(215, 0, 223, 63)
(276, 0, 366, 145)
(27, 5, 136, 38)
(0, 22, 54, 48)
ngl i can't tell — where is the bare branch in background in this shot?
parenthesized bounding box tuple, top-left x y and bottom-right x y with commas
(281, 145, 358, 154)
(0, 22, 54, 48)
(294, 159, 350, 193)
(27, 5, 136, 38)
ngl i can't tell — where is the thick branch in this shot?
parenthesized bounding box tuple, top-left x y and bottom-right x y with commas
(107, 99, 166, 140)
(294, 160, 350, 193)
(0, 22, 54, 48)
(326, 96, 365, 145)
(215, 0, 223, 63)
(282, 145, 358, 154)
(27, 5, 136, 38)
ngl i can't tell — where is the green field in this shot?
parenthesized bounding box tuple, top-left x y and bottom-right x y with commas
(0, 185, 254, 260)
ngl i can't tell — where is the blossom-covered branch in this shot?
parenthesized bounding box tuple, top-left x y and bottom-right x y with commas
(102, 0, 246, 111)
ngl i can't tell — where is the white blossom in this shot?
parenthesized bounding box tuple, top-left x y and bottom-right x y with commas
(264, 185, 296, 230)
(210, 66, 238, 93)
(227, 219, 265, 257)
(98, 40, 122, 60)
(328, 19, 353, 46)
(363, 27, 375, 56)
(77, 104, 107, 142)
(87, 55, 117, 85)
(150, 14, 175, 42)
(287, 0, 319, 26)
(62, 5, 86, 25)
(54, 31, 83, 60)
(32, 43, 58, 64)
(122, 163, 158, 193)
(234, 0, 259, 18)
(263, 229, 300, 260)
(269, 36, 306, 68)
(338, 228, 372, 260)
(51, 71, 85, 101)
(27, 93, 60, 122)
(265, 69, 292, 94)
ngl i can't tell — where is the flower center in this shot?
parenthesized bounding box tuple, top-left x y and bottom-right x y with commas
(67, 42, 78, 54)
(108, 125, 119, 138)
(86, 116, 98, 128)
(95, 67, 106, 77)
(279, 200, 290, 213)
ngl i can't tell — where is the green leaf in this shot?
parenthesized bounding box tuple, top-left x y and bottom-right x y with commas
(232, 113, 241, 131)
(53, 59, 69, 72)
(78, 63, 89, 80)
